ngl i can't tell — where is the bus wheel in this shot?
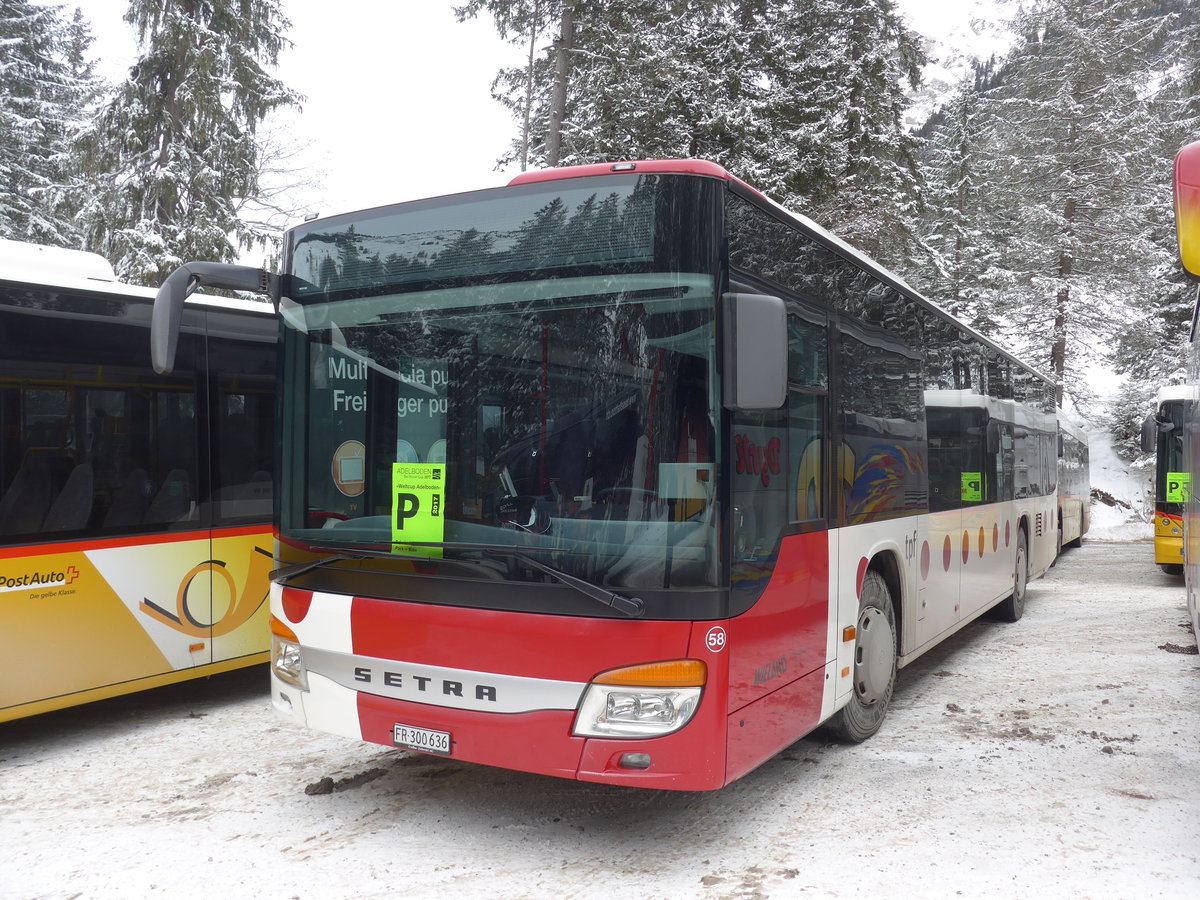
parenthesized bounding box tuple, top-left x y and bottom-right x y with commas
(1160, 563, 1184, 577)
(995, 529, 1028, 622)
(827, 570, 896, 743)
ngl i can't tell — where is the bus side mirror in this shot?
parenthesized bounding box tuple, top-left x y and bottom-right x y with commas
(721, 292, 787, 410)
(1140, 414, 1159, 453)
(987, 420, 1001, 455)
(152, 262, 279, 374)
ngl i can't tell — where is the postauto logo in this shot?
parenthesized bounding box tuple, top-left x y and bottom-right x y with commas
(0, 564, 80, 593)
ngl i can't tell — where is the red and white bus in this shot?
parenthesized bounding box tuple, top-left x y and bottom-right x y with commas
(153, 160, 1059, 789)
(0, 240, 275, 722)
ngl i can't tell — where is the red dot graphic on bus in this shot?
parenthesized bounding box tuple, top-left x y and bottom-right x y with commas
(943, 535, 952, 571)
(961, 531, 970, 564)
(993, 523, 1000, 552)
(978, 527, 985, 557)
(856, 557, 869, 598)
(921, 540, 930, 580)
(282, 588, 313, 624)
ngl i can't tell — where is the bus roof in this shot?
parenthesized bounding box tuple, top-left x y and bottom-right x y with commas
(505, 160, 1054, 391)
(0, 238, 116, 283)
(0, 239, 272, 317)
(1156, 384, 1197, 405)
(1058, 416, 1088, 444)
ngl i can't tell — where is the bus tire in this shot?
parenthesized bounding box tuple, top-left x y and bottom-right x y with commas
(826, 569, 896, 743)
(994, 528, 1029, 622)
(1159, 563, 1183, 577)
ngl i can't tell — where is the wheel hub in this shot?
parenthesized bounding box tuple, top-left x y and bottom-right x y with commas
(854, 606, 894, 704)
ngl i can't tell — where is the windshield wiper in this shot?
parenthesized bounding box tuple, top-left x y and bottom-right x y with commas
(397, 540, 644, 617)
(480, 548, 644, 618)
(271, 550, 381, 584)
(279, 540, 644, 618)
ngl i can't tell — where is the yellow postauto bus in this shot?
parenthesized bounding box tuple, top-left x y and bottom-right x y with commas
(1143, 384, 1192, 575)
(0, 240, 274, 722)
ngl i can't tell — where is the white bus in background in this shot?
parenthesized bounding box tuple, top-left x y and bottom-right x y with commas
(1057, 416, 1090, 555)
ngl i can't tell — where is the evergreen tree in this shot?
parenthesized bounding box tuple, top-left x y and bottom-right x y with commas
(463, 0, 924, 262)
(0, 1, 93, 246)
(750, 0, 925, 263)
(76, 0, 301, 285)
(911, 71, 995, 329)
(958, 0, 1176, 406)
(40, 7, 106, 245)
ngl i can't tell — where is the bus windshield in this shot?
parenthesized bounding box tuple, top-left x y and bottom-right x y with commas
(1157, 398, 1187, 506)
(279, 174, 723, 598)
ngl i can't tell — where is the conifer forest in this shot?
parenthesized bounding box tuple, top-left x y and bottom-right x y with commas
(1, 0, 1197, 450)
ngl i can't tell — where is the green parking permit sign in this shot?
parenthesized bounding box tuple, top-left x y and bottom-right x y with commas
(1167, 472, 1191, 503)
(961, 472, 982, 502)
(391, 463, 445, 556)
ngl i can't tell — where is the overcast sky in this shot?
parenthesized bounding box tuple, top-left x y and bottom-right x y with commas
(80, 1, 1007, 223)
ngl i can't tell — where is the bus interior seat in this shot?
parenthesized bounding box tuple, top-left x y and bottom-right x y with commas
(0, 462, 52, 535)
(102, 468, 152, 528)
(42, 463, 94, 532)
(144, 468, 192, 524)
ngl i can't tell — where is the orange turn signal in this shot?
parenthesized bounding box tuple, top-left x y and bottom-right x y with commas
(842, 626, 857, 642)
(593, 659, 707, 688)
(270, 614, 298, 642)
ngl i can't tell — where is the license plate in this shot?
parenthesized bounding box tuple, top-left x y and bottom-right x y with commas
(392, 722, 451, 756)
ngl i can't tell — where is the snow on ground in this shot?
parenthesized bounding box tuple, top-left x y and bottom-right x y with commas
(1, 541, 1196, 900)
(1084, 426, 1155, 543)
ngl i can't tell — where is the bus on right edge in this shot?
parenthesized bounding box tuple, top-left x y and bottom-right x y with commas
(1173, 139, 1200, 644)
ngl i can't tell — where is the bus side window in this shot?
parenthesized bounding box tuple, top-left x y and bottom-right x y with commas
(208, 336, 274, 524)
(787, 307, 826, 524)
(731, 406, 787, 560)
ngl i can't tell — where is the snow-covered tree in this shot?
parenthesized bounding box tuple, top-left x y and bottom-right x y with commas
(910, 62, 1006, 333)
(463, 0, 924, 263)
(954, 0, 1177, 406)
(0, 1, 96, 246)
(76, 0, 301, 285)
(753, 0, 925, 263)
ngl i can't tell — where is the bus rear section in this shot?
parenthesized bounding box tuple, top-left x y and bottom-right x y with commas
(154, 161, 1058, 789)
(1143, 386, 1192, 575)
(0, 239, 275, 722)
(1057, 416, 1090, 553)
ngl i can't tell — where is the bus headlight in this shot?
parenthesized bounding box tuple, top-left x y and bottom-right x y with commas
(271, 635, 308, 690)
(572, 660, 705, 738)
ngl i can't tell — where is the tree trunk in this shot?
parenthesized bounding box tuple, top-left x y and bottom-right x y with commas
(545, 0, 574, 167)
(519, 0, 541, 171)
(1052, 194, 1076, 408)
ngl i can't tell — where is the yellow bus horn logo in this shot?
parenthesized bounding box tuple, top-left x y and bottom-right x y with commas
(140, 546, 271, 638)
